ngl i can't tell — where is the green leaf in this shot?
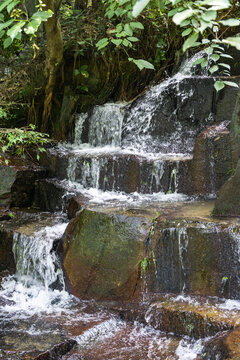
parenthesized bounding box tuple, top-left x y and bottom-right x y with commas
(220, 53, 233, 59)
(32, 10, 53, 21)
(3, 36, 12, 48)
(0, 0, 12, 12)
(223, 81, 239, 88)
(127, 36, 139, 42)
(223, 36, 240, 50)
(24, 19, 41, 34)
(132, 0, 150, 17)
(209, 65, 219, 74)
(201, 10, 217, 22)
(199, 19, 211, 33)
(214, 80, 225, 92)
(182, 32, 199, 52)
(173, 9, 197, 26)
(7, 0, 20, 13)
(181, 28, 192, 37)
(111, 39, 122, 46)
(218, 63, 231, 70)
(211, 54, 220, 62)
(202, 39, 210, 44)
(132, 59, 154, 71)
(201, 0, 231, 10)
(124, 23, 133, 36)
(201, 58, 208, 68)
(96, 38, 109, 50)
(116, 23, 123, 33)
(180, 19, 190, 27)
(194, 57, 205, 65)
(130, 21, 144, 29)
(123, 39, 130, 47)
(0, 19, 14, 32)
(106, 9, 114, 19)
(74, 69, 80, 76)
(7, 21, 25, 40)
(220, 19, 240, 26)
(119, 0, 131, 4)
(168, 8, 179, 17)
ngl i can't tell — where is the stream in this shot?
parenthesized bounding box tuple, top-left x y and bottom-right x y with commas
(0, 54, 240, 359)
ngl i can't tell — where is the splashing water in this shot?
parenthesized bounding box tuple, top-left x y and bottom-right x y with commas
(0, 222, 73, 316)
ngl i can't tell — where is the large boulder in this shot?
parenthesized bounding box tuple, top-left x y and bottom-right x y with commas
(213, 159, 240, 216)
(60, 209, 152, 300)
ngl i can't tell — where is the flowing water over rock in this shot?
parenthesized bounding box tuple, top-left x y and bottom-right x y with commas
(1, 54, 240, 359)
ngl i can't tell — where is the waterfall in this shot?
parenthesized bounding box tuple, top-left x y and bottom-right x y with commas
(74, 103, 124, 147)
(59, 52, 215, 205)
(0, 222, 71, 314)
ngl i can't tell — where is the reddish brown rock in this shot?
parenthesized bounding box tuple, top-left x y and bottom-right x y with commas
(67, 195, 90, 219)
(61, 209, 152, 301)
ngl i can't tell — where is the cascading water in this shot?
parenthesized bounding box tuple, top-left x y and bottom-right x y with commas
(1, 52, 238, 359)
(53, 53, 214, 207)
(0, 221, 70, 314)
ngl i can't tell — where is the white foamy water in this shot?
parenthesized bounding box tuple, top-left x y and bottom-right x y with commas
(60, 179, 189, 207)
(218, 299, 240, 311)
(0, 222, 75, 316)
(176, 338, 204, 360)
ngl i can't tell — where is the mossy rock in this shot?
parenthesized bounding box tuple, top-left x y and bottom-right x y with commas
(61, 209, 152, 300)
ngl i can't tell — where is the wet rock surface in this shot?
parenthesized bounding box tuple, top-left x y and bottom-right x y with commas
(0, 156, 46, 208)
(61, 208, 152, 300)
(147, 219, 240, 299)
(213, 159, 240, 216)
(112, 295, 240, 339)
(0, 226, 15, 273)
(192, 121, 232, 195)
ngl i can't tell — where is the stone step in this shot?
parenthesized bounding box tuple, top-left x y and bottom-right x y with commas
(40, 148, 193, 195)
(60, 202, 240, 302)
(111, 294, 240, 340)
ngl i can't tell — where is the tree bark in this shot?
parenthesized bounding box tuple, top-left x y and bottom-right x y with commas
(74, 0, 87, 10)
(41, 0, 63, 132)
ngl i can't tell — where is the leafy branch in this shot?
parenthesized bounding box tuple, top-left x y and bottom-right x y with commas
(0, 124, 50, 161)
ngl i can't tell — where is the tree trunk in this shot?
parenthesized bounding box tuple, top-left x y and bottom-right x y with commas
(41, 0, 63, 132)
(74, 0, 87, 10)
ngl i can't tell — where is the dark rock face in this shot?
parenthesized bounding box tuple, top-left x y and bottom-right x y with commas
(0, 227, 15, 273)
(0, 157, 46, 208)
(213, 160, 240, 216)
(147, 220, 240, 299)
(61, 209, 152, 300)
(122, 77, 216, 154)
(34, 179, 68, 212)
(191, 121, 232, 194)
